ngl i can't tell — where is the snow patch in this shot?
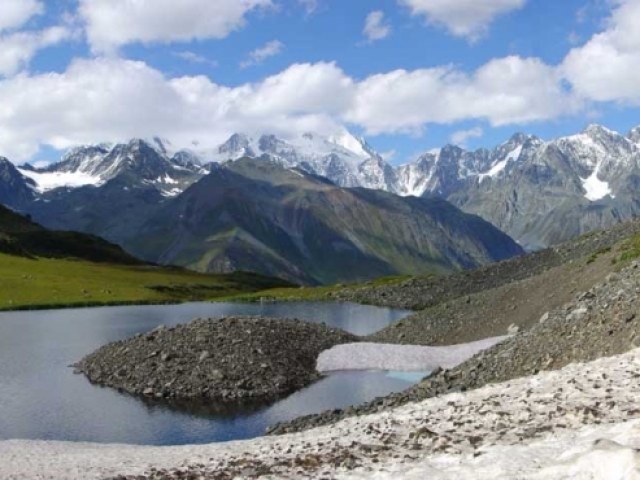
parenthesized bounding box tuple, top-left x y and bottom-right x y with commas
(582, 169, 613, 201)
(328, 132, 369, 158)
(156, 175, 178, 185)
(7, 346, 640, 478)
(161, 188, 183, 197)
(478, 145, 523, 183)
(317, 337, 508, 373)
(19, 169, 103, 193)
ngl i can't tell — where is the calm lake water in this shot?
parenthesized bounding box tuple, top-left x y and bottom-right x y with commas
(0, 301, 417, 446)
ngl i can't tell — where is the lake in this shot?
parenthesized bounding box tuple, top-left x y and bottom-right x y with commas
(0, 301, 419, 446)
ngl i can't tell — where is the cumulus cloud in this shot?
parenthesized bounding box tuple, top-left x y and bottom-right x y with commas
(562, 0, 640, 105)
(450, 127, 483, 146)
(78, 0, 272, 53)
(399, 0, 526, 40)
(0, 59, 351, 161)
(240, 40, 284, 68)
(345, 56, 578, 134)
(364, 11, 392, 42)
(0, 54, 580, 162)
(0, 0, 43, 33)
(0, 27, 70, 77)
(173, 51, 218, 68)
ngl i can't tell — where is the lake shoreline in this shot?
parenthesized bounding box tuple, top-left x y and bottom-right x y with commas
(4, 346, 640, 479)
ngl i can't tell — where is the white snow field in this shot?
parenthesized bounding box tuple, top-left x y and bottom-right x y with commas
(4, 346, 640, 479)
(316, 336, 509, 373)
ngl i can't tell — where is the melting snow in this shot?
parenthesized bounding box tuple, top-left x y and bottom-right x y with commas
(317, 337, 508, 373)
(582, 169, 613, 201)
(19, 169, 103, 193)
(7, 346, 640, 478)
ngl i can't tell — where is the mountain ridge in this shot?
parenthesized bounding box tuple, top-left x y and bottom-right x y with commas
(123, 157, 523, 284)
(4, 122, 640, 254)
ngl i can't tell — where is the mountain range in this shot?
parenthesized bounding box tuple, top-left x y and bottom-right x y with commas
(8, 124, 639, 251)
(1, 122, 639, 281)
(2, 150, 522, 284)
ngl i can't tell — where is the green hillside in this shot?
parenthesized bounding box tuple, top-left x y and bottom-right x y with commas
(0, 253, 291, 310)
(0, 204, 292, 310)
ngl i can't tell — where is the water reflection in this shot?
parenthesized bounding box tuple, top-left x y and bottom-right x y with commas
(0, 301, 412, 445)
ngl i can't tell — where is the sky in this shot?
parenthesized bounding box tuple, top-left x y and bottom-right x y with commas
(1, 0, 640, 165)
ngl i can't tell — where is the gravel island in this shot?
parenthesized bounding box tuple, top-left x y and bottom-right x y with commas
(74, 316, 358, 405)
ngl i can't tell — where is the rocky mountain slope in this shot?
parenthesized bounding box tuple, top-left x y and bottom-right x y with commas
(0, 139, 525, 284)
(3, 123, 639, 263)
(447, 125, 640, 250)
(124, 158, 523, 284)
(269, 217, 640, 435)
(173, 125, 640, 251)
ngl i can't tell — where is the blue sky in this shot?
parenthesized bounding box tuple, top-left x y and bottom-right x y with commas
(1, 0, 640, 164)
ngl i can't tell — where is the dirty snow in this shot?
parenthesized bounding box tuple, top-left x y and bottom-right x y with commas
(317, 337, 508, 373)
(5, 345, 640, 478)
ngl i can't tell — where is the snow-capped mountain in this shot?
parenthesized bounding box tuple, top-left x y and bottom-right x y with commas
(3, 123, 640, 252)
(19, 138, 205, 197)
(444, 125, 640, 250)
(207, 131, 392, 190)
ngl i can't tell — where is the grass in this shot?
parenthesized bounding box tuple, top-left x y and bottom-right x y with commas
(0, 253, 291, 311)
(223, 274, 416, 303)
(614, 233, 640, 266)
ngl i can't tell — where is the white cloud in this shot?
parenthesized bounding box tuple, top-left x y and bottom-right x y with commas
(0, 27, 70, 77)
(345, 56, 579, 134)
(240, 40, 284, 68)
(0, 0, 43, 33)
(399, 0, 526, 40)
(78, 0, 272, 53)
(450, 127, 484, 145)
(0, 59, 350, 161)
(0, 55, 580, 162)
(364, 11, 392, 42)
(562, 0, 640, 105)
(173, 51, 218, 68)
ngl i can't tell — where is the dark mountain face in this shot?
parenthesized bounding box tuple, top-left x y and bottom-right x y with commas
(0, 158, 36, 210)
(0, 203, 141, 265)
(122, 158, 523, 285)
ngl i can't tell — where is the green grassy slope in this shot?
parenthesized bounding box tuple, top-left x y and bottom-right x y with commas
(0, 203, 292, 310)
(0, 253, 292, 311)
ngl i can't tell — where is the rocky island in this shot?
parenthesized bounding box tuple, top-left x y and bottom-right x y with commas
(74, 316, 358, 405)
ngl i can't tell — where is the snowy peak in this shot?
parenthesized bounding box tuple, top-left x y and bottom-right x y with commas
(327, 131, 373, 159)
(207, 130, 389, 190)
(218, 133, 255, 158)
(18, 138, 204, 195)
(627, 126, 640, 146)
